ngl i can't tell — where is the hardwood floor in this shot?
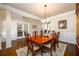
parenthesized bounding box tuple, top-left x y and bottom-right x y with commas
(0, 39, 76, 56)
(64, 43, 76, 56)
(0, 39, 27, 56)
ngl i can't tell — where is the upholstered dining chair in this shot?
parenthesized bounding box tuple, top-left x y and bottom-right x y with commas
(24, 32, 30, 55)
(43, 32, 58, 55)
(25, 33, 39, 56)
(49, 31, 57, 49)
(31, 42, 40, 56)
(43, 37, 54, 56)
(42, 35, 53, 56)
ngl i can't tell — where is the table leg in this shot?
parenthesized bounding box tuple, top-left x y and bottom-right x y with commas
(40, 45, 43, 56)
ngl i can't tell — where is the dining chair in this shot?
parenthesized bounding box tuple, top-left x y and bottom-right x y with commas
(56, 32, 60, 48)
(50, 31, 58, 52)
(31, 41, 40, 56)
(39, 30, 43, 37)
(32, 31, 38, 37)
(25, 33, 40, 56)
(24, 32, 30, 55)
(42, 35, 54, 56)
(43, 32, 58, 55)
(42, 39, 54, 56)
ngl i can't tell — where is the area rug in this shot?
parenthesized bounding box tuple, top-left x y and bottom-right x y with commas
(16, 42, 67, 56)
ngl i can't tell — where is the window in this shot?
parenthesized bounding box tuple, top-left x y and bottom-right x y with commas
(17, 23, 23, 37)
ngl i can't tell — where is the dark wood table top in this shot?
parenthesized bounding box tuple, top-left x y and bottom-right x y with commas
(31, 36, 51, 44)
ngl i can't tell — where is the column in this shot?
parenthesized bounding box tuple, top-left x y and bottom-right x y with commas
(5, 7, 12, 48)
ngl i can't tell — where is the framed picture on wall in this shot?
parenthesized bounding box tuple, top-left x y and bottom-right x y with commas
(58, 20, 67, 29)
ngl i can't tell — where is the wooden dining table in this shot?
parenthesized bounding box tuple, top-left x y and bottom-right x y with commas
(31, 36, 52, 55)
(31, 36, 52, 44)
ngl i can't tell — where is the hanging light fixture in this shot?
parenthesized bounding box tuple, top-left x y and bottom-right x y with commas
(44, 5, 47, 20)
(41, 4, 50, 32)
(41, 4, 47, 23)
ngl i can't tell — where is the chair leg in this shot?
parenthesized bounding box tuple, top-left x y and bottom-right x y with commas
(53, 43, 56, 52)
(41, 50, 43, 56)
(57, 42, 59, 48)
(40, 45, 43, 56)
(32, 52, 34, 56)
(27, 47, 29, 56)
(50, 49, 53, 56)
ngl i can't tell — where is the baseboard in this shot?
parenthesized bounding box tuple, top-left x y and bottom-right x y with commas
(59, 40, 76, 45)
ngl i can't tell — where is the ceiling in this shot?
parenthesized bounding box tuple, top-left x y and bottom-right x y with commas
(4, 3, 75, 18)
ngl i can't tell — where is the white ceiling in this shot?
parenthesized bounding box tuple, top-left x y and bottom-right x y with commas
(4, 3, 75, 18)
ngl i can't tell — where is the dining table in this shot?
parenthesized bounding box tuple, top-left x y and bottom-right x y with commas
(31, 36, 51, 44)
(31, 36, 52, 55)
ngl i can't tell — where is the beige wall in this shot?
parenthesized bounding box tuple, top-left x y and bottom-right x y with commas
(48, 10, 76, 44)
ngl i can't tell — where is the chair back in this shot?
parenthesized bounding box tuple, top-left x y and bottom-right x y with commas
(32, 31, 38, 37)
(51, 31, 57, 42)
(24, 33, 32, 47)
(40, 30, 43, 37)
(57, 32, 60, 41)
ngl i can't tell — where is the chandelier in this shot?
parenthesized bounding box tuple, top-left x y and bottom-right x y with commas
(44, 5, 47, 20)
(41, 4, 49, 23)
